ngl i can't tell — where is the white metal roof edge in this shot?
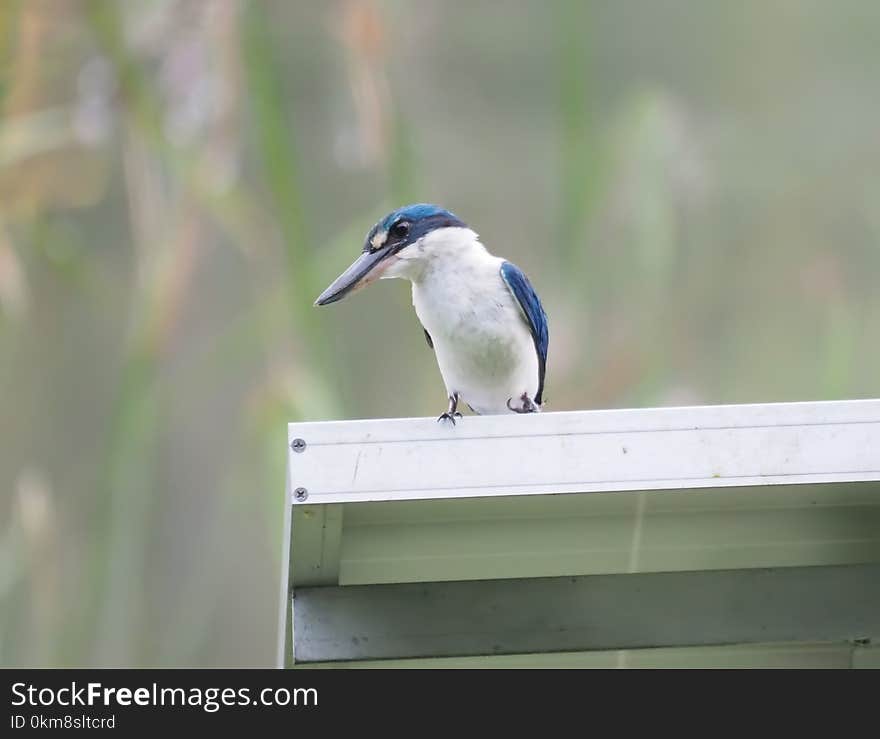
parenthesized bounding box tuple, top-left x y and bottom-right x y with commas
(288, 398, 880, 446)
(286, 398, 880, 505)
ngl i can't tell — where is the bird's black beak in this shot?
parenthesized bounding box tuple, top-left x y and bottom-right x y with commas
(314, 244, 395, 306)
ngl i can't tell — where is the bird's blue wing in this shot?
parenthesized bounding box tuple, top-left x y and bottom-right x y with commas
(500, 261, 549, 404)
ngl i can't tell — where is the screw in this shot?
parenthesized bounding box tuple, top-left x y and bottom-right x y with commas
(294, 487, 308, 502)
(291, 438, 306, 453)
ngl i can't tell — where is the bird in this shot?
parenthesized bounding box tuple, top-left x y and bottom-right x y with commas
(314, 203, 548, 423)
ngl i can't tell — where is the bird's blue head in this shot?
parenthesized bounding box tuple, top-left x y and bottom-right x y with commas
(314, 203, 466, 306)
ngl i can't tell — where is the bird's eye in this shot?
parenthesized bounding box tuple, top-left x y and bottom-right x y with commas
(390, 221, 410, 240)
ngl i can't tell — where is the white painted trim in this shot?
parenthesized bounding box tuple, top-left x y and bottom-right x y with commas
(275, 463, 293, 668)
(287, 399, 880, 505)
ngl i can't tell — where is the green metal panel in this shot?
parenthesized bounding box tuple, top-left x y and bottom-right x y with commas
(291, 504, 344, 586)
(293, 564, 880, 663)
(853, 643, 880, 668)
(339, 483, 880, 585)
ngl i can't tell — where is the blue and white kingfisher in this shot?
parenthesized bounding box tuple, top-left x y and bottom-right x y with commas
(315, 204, 549, 423)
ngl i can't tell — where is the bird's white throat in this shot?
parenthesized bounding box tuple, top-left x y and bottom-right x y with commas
(380, 227, 489, 285)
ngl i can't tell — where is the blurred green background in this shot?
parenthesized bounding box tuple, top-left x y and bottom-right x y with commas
(1, 0, 878, 667)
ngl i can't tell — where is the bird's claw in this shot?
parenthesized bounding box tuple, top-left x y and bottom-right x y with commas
(437, 411, 462, 425)
(507, 393, 538, 414)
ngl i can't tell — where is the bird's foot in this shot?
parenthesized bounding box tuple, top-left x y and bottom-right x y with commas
(437, 411, 463, 425)
(507, 393, 539, 414)
(438, 394, 462, 424)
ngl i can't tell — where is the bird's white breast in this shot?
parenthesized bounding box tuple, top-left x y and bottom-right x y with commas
(404, 228, 540, 414)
